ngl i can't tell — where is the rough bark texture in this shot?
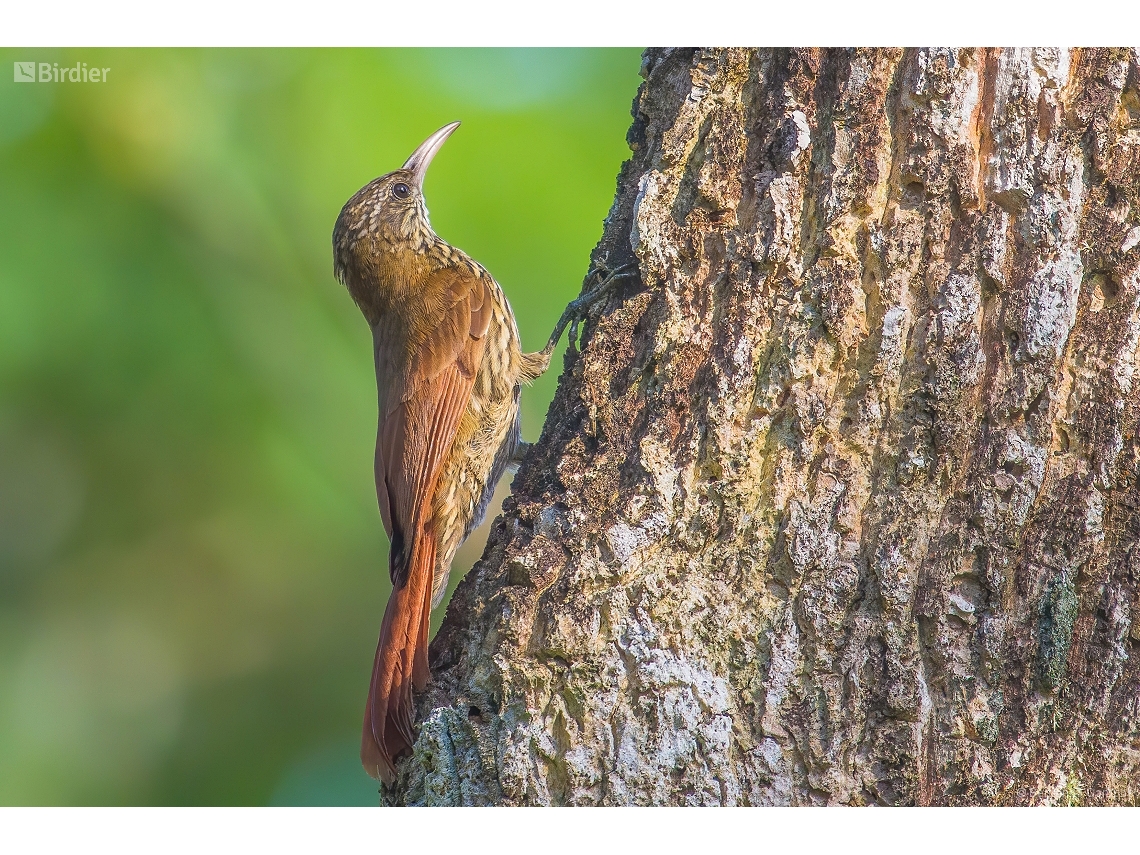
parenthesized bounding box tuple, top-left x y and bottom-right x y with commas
(391, 48, 1140, 805)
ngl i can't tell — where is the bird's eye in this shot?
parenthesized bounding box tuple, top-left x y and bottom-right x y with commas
(392, 183, 410, 199)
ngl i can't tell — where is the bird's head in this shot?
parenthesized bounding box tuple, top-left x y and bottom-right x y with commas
(333, 121, 460, 288)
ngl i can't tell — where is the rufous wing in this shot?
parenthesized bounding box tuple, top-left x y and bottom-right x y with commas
(362, 266, 491, 784)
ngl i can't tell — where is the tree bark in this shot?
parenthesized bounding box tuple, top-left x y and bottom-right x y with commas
(392, 47, 1140, 806)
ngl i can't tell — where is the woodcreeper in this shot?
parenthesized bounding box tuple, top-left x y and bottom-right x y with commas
(333, 122, 629, 783)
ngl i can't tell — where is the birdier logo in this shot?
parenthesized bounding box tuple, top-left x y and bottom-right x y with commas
(13, 61, 110, 83)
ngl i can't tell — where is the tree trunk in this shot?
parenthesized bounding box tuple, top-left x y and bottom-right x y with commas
(392, 47, 1140, 806)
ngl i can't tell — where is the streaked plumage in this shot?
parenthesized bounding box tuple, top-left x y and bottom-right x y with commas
(333, 123, 548, 784)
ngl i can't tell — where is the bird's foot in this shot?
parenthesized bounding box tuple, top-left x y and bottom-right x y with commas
(510, 440, 533, 466)
(541, 260, 638, 360)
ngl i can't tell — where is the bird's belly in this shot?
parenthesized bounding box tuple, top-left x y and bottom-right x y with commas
(429, 375, 520, 606)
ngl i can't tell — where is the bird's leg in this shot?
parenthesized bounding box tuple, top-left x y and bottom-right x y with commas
(521, 261, 637, 380)
(512, 262, 638, 468)
(547, 261, 637, 358)
(511, 440, 533, 465)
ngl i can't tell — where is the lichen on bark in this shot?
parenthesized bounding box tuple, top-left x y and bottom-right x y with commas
(391, 47, 1140, 806)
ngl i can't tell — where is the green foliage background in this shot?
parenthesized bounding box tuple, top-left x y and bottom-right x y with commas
(0, 48, 641, 805)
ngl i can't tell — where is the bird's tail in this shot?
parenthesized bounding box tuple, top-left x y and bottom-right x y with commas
(361, 525, 435, 785)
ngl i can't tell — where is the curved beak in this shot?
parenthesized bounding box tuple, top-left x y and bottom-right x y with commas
(402, 121, 461, 189)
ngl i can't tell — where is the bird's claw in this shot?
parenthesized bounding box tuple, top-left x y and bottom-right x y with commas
(544, 260, 638, 358)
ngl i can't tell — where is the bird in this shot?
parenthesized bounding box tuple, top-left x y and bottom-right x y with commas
(332, 122, 631, 784)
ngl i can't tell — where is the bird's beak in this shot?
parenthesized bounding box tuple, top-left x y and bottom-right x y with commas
(402, 122, 461, 189)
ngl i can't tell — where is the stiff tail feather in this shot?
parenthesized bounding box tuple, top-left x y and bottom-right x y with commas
(361, 526, 436, 784)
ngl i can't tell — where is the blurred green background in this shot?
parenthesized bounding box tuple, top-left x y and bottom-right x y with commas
(0, 48, 641, 805)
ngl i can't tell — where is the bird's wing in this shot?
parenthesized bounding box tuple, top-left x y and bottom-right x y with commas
(372, 267, 491, 581)
(363, 264, 491, 783)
